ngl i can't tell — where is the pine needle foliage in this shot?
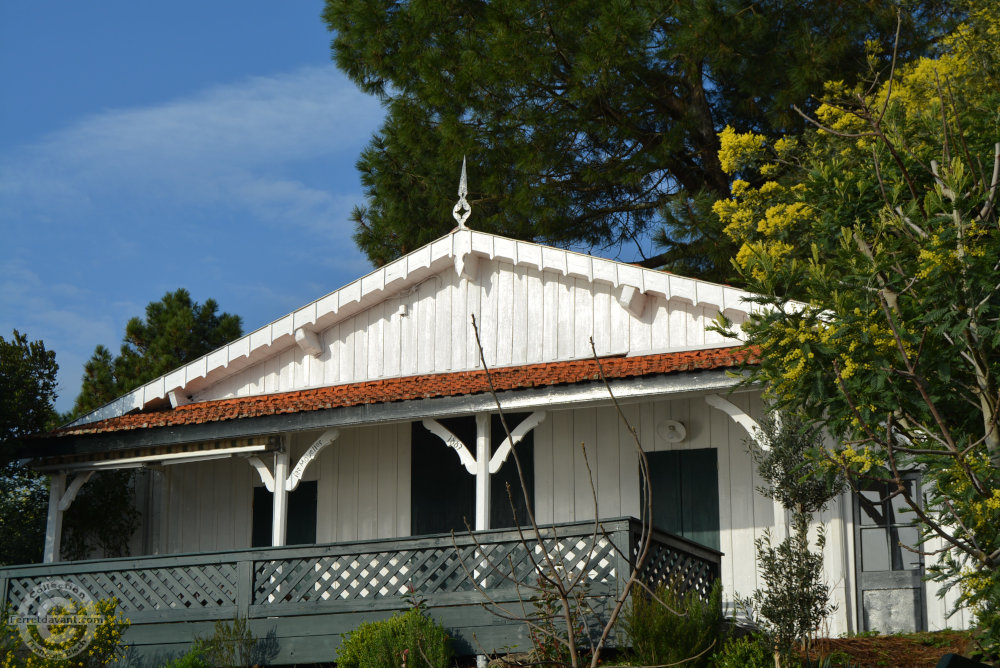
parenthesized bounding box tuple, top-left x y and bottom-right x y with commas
(323, 0, 958, 282)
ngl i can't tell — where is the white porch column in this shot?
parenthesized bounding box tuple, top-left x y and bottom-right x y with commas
(247, 430, 337, 548)
(475, 413, 491, 531)
(272, 449, 290, 547)
(41, 470, 94, 563)
(423, 412, 545, 532)
(43, 473, 66, 563)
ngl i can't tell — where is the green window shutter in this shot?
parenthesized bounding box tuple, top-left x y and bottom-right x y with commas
(490, 413, 535, 530)
(644, 448, 719, 551)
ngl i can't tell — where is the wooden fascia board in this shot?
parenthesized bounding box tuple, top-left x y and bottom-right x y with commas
(28, 370, 752, 460)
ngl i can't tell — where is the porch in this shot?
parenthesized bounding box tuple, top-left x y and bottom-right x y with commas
(0, 517, 721, 666)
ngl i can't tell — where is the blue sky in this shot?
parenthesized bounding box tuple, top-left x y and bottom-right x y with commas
(1, 1, 386, 413)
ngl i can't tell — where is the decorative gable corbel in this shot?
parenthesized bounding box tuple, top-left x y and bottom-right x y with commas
(167, 389, 192, 408)
(618, 284, 648, 318)
(453, 251, 479, 281)
(294, 327, 323, 358)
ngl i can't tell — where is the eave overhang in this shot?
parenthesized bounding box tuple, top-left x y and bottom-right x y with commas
(26, 348, 756, 463)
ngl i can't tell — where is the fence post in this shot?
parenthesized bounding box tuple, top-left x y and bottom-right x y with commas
(617, 520, 636, 599)
(237, 559, 252, 618)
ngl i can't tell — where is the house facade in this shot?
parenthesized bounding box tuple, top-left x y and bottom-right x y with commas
(1, 229, 968, 664)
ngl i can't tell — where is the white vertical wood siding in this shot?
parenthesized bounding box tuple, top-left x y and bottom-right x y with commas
(151, 424, 411, 554)
(533, 393, 854, 636)
(314, 423, 411, 543)
(159, 458, 254, 554)
(137, 395, 971, 636)
(193, 259, 741, 402)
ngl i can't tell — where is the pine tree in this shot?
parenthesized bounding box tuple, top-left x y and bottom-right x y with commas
(0, 331, 59, 565)
(72, 288, 242, 417)
(324, 0, 956, 281)
(64, 290, 242, 560)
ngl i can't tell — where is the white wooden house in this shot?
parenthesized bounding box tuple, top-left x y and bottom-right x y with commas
(1, 228, 969, 664)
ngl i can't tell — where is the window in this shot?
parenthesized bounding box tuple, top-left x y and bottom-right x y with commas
(410, 418, 476, 535)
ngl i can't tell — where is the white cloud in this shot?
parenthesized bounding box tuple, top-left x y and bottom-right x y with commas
(0, 65, 385, 414)
(0, 259, 120, 412)
(0, 65, 383, 233)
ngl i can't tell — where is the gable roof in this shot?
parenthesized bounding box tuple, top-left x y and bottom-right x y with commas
(71, 230, 761, 428)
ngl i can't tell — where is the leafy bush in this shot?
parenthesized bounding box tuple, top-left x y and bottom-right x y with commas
(1, 598, 129, 667)
(738, 514, 835, 666)
(160, 646, 209, 668)
(191, 615, 257, 668)
(338, 607, 452, 668)
(711, 633, 772, 668)
(816, 650, 857, 667)
(741, 413, 839, 666)
(620, 579, 723, 668)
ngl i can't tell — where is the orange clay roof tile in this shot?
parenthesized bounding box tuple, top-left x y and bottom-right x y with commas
(53, 347, 754, 437)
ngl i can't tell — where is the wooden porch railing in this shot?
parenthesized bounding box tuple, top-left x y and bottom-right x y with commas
(0, 517, 720, 665)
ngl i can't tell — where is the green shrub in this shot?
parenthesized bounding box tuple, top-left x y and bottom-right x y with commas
(160, 646, 210, 668)
(711, 634, 772, 668)
(1, 598, 129, 667)
(620, 580, 723, 668)
(816, 649, 857, 667)
(191, 615, 257, 668)
(338, 608, 452, 668)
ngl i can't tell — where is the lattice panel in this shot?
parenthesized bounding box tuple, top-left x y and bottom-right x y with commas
(253, 536, 617, 605)
(7, 565, 238, 614)
(635, 538, 716, 601)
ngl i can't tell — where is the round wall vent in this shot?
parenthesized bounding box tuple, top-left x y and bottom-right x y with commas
(657, 419, 687, 443)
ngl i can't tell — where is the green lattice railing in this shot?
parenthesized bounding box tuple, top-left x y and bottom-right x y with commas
(0, 518, 721, 663)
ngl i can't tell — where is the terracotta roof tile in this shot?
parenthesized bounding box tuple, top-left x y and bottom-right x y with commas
(53, 347, 753, 437)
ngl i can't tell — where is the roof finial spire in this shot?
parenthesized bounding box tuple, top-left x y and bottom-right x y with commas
(452, 156, 471, 229)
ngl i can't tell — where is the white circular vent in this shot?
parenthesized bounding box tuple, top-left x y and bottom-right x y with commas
(657, 419, 687, 443)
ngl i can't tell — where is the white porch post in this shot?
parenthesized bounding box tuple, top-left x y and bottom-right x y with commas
(475, 413, 491, 531)
(423, 411, 546, 532)
(272, 449, 290, 547)
(246, 430, 338, 548)
(43, 473, 66, 563)
(43, 471, 97, 563)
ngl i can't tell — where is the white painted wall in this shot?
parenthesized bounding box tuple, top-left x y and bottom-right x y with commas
(531, 392, 856, 636)
(145, 425, 412, 555)
(192, 259, 741, 403)
(137, 392, 978, 636)
(159, 458, 254, 554)
(313, 423, 411, 543)
(925, 536, 971, 630)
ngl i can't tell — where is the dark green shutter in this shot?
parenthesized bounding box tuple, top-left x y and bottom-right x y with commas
(410, 414, 536, 534)
(490, 414, 535, 529)
(644, 449, 719, 550)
